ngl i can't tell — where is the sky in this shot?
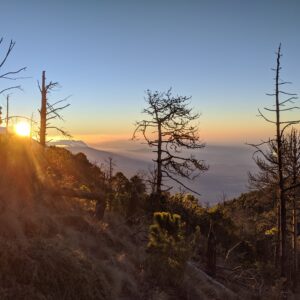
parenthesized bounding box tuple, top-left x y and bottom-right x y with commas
(0, 0, 300, 146)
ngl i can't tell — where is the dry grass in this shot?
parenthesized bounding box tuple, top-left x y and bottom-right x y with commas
(0, 138, 147, 299)
(0, 195, 146, 299)
(0, 138, 245, 299)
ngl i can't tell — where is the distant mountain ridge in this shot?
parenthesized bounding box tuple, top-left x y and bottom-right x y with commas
(48, 140, 88, 148)
(51, 139, 257, 203)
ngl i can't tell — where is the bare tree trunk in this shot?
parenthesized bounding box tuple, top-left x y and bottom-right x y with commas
(95, 200, 106, 220)
(292, 197, 298, 289)
(206, 222, 216, 277)
(38, 72, 70, 143)
(30, 113, 34, 140)
(291, 131, 298, 290)
(275, 201, 281, 269)
(39, 71, 47, 146)
(249, 44, 300, 282)
(108, 157, 114, 180)
(274, 46, 287, 277)
(6, 94, 9, 134)
(156, 121, 162, 195)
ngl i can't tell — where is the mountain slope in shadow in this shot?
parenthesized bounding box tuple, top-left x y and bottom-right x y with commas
(57, 140, 257, 203)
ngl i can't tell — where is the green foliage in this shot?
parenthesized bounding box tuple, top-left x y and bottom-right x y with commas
(205, 205, 238, 251)
(127, 175, 146, 216)
(109, 172, 146, 218)
(146, 212, 190, 287)
(109, 172, 130, 213)
(165, 193, 237, 253)
(222, 191, 277, 264)
(166, 193, 205, 233)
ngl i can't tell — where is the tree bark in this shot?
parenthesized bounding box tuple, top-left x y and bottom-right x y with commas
(156, 121, 162, 195)
(275, 46, 287, 278)
(275, 201, 280, 269)
(39, 71, 47, 146)
(206, 223, 216, 277)
(292, 197, 298, 289)
(6, 95, 9, 134)
(291, 131, 298, 289)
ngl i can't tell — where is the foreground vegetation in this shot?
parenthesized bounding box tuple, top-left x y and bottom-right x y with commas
(0, 136, 298, 299)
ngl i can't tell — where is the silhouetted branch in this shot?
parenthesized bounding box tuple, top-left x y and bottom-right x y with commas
(0, 86, 22, 95)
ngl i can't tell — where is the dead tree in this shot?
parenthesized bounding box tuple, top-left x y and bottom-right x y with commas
(105, 157, 116, 181)
(206, 221, 216, 277)
(133, 89, 208, 196)
(0, 38, 25, 127)
(5, 94, 9, 134)
(248, 44, 300, 277)
(38, 70, 71, 146)
(0, 38, 26, 96)
(147, 164, 158, 194)
(283, 129, 300, 289)
(1, 95, 36, 136)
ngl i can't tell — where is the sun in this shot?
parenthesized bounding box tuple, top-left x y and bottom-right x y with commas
(14, 122, 31, 137)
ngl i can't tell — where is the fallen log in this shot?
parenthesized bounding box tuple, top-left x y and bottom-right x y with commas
(44, 186, 105, 202)
(44, 186, 106, 220)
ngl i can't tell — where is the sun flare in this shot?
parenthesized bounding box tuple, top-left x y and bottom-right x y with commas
(15, 122, 31, 137)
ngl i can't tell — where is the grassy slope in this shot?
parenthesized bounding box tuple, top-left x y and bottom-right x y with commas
(0, 137, 242, 300)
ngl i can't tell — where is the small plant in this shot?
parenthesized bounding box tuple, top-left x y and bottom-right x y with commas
(146, 212, 190, 287)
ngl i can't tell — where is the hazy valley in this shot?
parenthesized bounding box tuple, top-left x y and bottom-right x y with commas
(53, 140, 258, 203)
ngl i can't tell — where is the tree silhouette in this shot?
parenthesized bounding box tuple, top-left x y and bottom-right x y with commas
(38, 70, 71, 146)
(206, 221, 216, 277)
(0, 38, 26, 127)
(248, 44, 300, 277)
(0, 38, 26, 96)
(283, 129, 300, 290)
(133, 89, 208, 196)
(250, 129, 300, 287)
(104, 156, 116, 181)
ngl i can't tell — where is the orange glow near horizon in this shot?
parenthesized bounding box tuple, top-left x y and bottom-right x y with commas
(60, 124, 275, 146)
(48, 114, 277, 146)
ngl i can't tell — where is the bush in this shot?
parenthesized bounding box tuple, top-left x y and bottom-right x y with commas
(146, 212, 190, 287)
(109, 173, 146, 219)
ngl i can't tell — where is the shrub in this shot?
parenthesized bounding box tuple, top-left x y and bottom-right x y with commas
(146, 212, 190, 287)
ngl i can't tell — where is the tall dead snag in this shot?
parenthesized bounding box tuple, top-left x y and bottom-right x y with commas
(39, 71, 47, 146)
(105, 157, 116, 181)
(284, 129, 300, 289)
(206, 222, 216, 277)
(133, 89, 208, 196)
(38, 70, 71, 146)
(248, 44, 300, 277)
(248, 138, 281, 267)
(5, 94, 9, 134)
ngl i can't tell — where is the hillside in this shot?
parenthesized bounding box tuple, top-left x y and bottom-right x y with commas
(0, 137, 247, 299)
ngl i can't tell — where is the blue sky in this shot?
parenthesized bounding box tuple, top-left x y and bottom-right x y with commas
(0, 0, 300, 144)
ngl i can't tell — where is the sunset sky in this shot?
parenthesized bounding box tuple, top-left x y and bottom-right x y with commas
(0, 0, 300, 145)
